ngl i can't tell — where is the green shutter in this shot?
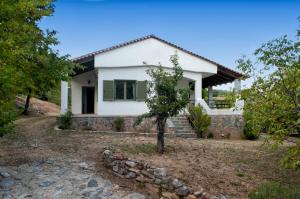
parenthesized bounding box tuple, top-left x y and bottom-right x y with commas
(103, 80, 114, 101)
(136, 81, 147, 101)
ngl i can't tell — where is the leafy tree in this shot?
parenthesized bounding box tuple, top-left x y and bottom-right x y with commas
(236, 22, 300, 169)
(0, 0, 78, 134)
(135, 54, 190, 153)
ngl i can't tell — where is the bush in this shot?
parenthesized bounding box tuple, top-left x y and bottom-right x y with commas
(113, 117, 124, 132)
(0, 106, 18, 137)
(249, 181, 300, 199)
(187, 105, 211, 138)
(57, 111, 72, 129)
(243, 110, 260, 140)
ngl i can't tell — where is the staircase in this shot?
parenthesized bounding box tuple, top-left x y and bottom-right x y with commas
(168, 115, 196, 138)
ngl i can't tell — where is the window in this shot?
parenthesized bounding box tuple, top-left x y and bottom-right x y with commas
(114, 80, 136, 100)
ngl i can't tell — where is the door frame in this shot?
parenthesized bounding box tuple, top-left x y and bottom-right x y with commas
(82, 86, 95, 114)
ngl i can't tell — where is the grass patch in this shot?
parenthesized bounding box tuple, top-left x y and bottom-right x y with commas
(249, 181, 300, 199)
(122, 143, 156, 155)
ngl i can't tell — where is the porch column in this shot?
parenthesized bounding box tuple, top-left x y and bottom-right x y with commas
(60, 81, 68, 114)
(208, 86, 213, 107)
(194, 75, 202, 105)
(234, 79, 241, 93)
(97, 69, 102, 115)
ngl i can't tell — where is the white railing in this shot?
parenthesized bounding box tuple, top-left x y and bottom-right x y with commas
(196, 98, 244, 115)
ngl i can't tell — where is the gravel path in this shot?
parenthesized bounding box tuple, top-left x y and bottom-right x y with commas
(0, 157, 145, 199)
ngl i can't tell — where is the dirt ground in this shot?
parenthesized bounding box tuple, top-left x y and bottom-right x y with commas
(0, 116, 299, 199)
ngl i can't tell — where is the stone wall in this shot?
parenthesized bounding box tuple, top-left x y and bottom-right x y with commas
(71, 116, 176, 134)
(103, 150, 226, 199)
(208, 114, 243, 139)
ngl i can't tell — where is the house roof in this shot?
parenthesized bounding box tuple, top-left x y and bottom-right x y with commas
(73, 34, 244, 86)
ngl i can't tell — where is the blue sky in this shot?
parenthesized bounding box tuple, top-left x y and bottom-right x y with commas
(40, 0, 300, 89)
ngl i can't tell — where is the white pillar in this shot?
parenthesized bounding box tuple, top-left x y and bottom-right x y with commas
(60, 81, 68, 114)
(234, 79, 241, 93)
(194, 75, 202, 105)
(208, 86, 213, 107)
(97, 69, 102, 116)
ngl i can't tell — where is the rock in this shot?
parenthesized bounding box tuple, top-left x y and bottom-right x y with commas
(0, 171, 11, 178)
(123, 192, 146, 199)
(103, 150, 112, 156)
(136, 175, 146, 183)
(113, 165, 119, 172)
(39, 180, 56, 187)
(128, 168, 141, 174)
(210, 196, 219, 199)
(87, 179, 98, 187)
(175, 186, 190, 197)
(141, 170, 154, 179)
(0, 178, 15, 188)
(126, 172, 136, 179)
(125, 161, 137, 168)
(153, 168, 167, 179)
(194, 188, 204, 198)
(171, 178, 183, 189)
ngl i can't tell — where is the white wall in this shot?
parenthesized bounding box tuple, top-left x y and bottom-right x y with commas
(96, 66, 202, 116)
(94, 38, 218, 74)
(71, 70, 98, 114)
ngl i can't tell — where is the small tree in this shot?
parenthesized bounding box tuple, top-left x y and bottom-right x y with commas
(236, 20, 300, 169)
(135, 54, 190, 153)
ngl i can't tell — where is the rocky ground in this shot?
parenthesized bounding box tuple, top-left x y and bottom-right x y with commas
(0, 156, 145, 199)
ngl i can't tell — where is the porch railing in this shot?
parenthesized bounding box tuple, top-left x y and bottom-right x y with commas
(189, 99, 232, 109)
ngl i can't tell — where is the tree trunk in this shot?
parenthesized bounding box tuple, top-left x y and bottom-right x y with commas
(22, 88, 32, 115)
(157, 118, 166, 154)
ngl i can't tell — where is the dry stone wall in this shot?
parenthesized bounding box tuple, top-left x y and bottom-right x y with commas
(102, 150, 228, 199)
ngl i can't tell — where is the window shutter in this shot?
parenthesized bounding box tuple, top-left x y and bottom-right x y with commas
(136, 81, 147, 101)
(103, 80, 114, 101)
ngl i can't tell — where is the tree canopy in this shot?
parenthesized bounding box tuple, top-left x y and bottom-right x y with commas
(135, 54, 190, 153)
(0, 0, 77, 134)
(237, 22, 300, 169)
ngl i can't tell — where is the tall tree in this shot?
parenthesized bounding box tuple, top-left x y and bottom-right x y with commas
(135, 55, 190, 153)
(0, 0, 77, 133)
(236, 21, 300, 169)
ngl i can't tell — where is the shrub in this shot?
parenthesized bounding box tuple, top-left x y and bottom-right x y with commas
(187, 105, 211, 138)
(113, 117, 124, 132)
(249, 181, 300, 199)
(243, 110, 260, 140)
(57, 111, 72, 129)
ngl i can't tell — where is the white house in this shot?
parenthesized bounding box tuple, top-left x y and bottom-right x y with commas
(60, 35, 243, 117)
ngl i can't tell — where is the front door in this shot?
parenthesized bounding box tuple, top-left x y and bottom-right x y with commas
(82, 87, 95, 114)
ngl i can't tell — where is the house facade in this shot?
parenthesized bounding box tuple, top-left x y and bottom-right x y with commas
(60, 35, 244, 138)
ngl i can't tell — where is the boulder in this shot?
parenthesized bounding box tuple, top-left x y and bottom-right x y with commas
(175, 186, 190, 197)
(125, 161, 137, 168)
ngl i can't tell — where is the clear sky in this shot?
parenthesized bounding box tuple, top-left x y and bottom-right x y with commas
(39, 0, 300, 89)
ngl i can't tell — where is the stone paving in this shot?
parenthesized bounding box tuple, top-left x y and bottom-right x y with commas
(0, 157, 145, 199)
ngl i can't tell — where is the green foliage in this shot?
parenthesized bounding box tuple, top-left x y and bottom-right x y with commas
(113, 117, 125, 132)
(187, 105, 211, 138)
(135, 54, 190, 153)
(249, 181, 300, 199)
(236, 22, 300, 169)
(58, 111, 73, 130)
(0, 0, 79, 128)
